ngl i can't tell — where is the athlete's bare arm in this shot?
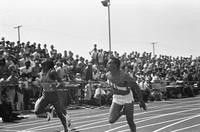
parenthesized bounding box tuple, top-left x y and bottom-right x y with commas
(123, 73, 147, 110)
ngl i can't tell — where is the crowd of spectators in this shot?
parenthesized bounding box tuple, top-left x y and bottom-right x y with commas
(0, 36, 200, 116)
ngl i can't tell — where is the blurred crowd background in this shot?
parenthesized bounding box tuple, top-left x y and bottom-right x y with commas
(0, 36, 200, 117)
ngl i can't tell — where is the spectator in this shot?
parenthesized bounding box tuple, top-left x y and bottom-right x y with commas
(93, 84, 106, 106)
(55, 61, 65, 80)
(84, 62, 93, 81)
(84, 80, 94, 104)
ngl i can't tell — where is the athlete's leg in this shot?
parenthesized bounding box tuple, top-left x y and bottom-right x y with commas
(124, 102, 136, 132)
(53, 100, 70, 132)
(34, 94, 49, 115)
(109, 102, 123, 124)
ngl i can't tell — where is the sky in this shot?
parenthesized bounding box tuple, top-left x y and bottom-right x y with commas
(0, 0, 200, 60)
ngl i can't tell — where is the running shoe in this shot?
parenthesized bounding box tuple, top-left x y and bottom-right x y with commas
(47, 107, 54, 121)
(65, 114, 71, 128)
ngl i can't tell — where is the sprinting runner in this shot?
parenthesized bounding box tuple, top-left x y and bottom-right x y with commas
(106, 57, 147, 132)
(34, 59, 71, 132)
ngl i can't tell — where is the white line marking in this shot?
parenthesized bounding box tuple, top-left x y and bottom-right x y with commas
(0, 130, 16, 132)
(4, 98, 200, 129)
(116, 116, 190, 132)
(108, 108, 200, 132)
(153, 114, 200, 132)
(4, 97, 200, 131)
(171, 123, 200, 132)
(25, 115, 157, 131)
(19, 102, 200, 131)
(73, 107, 200, 131)
(26, 117, 108, 131)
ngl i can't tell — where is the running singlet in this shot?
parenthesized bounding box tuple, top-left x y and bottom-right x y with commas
(40, 70, 57, 91)
(110, 82, 134, 105)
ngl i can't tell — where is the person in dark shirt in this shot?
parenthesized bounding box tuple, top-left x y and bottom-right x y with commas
(34, 59, 71, 132)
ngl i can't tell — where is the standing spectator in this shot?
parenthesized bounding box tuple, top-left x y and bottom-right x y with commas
(5, 65, 19, 110)
(50, 45, 57, 59)
(98, 49, 104, 70)
(84, 63, 93, 81)
(42, 44, 49, 58)
(19, 60, 32, 109)
(0, 49, 9, 80)
(31, 60, 42, 98)
(90, 48, 98, 65)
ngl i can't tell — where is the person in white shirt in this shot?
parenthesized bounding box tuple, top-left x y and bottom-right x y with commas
(94, 84, 106, 106)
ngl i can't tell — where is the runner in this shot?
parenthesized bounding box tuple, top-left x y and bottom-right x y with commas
(34, 59, 71, 132)
(106, 57, 147, 132)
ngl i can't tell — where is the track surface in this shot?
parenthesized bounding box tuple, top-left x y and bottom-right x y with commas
(1, 96, 200, 132)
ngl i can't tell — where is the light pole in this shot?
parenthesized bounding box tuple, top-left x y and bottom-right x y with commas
(14, 25, 22, 43)
(101, 0, 111, 52)
(151, 42, 157, 57)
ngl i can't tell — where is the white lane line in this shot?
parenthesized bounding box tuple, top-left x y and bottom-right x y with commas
(20, 103, 200, 131)
(2, 108, 108, 128)
(26, 117, 108, 131)
(4, 98, 200, 129)
(153, 114, 200, 132)
(107, 108, 200, 132)
(4, 112, 109, 129)
(70, 107, 200, 131)
(116, 116, 191, 132)
(0, 130, 16, 132)
(137, 116, 190, 129)
(134, 103, 200, 117)
(25, 115, 157, 131)
(171, 123, 200, 132)
(24, 115, 109, 131)
(4, 98, 200, 131)
(75, 115, 159, 132)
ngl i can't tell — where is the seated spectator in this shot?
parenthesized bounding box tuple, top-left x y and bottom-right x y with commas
(19, 60, 32, 79)
(74, 73, 84, 82)
(84, 80, 94, 104)
(93, 84, 106, 106)
(92, 69, 101, 81)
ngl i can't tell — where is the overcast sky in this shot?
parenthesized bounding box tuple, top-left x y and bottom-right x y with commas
(0, 0, 200, 59)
